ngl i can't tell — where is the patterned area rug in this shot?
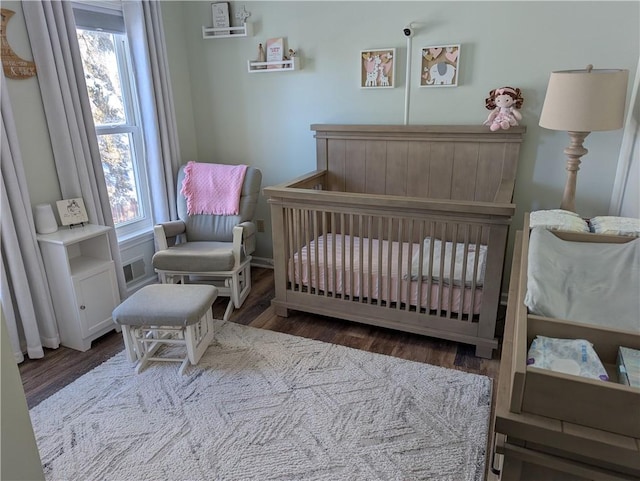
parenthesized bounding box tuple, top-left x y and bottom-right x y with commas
(30, 320, 492, 481)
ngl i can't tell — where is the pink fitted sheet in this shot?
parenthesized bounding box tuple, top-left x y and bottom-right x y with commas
(288, 234, 483, 315)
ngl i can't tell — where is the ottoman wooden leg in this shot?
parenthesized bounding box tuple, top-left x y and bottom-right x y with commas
(121, 325, 138, 363)
(184, 308, 215, 370)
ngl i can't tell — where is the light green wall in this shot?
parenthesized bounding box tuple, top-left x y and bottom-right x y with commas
(161, 1, 639, 261)
(1, 312, 45, 481)
(5, 0, 639, 264)
(3, 1, 61, 207)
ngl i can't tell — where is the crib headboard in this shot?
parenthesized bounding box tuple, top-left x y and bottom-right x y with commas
(311, 124, 526, 203)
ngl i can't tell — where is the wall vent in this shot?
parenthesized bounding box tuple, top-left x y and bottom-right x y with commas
(123, 257, 146, 284)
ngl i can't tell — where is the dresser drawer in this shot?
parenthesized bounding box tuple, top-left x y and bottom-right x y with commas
(510, 314, 640, 438)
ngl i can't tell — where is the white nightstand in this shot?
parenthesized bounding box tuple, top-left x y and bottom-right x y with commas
(37, 225, 121, 351)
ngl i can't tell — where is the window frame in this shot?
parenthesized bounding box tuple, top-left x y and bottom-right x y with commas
(74, 6, 153, 241)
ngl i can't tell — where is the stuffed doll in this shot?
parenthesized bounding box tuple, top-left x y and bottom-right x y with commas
(484, 87, 524, 131)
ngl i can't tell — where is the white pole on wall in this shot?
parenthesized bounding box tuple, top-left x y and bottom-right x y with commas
(403, 24, 414, 125)
(404, 35, 412, 125)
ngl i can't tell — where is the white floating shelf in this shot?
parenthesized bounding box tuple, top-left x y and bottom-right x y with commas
(202, 22, 252, 39)
(247, 57, 301, 73)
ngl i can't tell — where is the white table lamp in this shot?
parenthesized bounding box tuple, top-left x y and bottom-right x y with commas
(34, 203, 58, 234)
(539, 65, 628, 212)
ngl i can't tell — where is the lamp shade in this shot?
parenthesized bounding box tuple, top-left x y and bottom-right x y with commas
(539, 67, 628, 132)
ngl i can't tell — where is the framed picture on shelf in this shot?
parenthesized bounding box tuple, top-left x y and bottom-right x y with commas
(211, 2, 230, 34)
(360, 48, 395, 89)
(266, 37, 284, 69)
(56, 198, 89, 227)
(420, 44, 460, 87)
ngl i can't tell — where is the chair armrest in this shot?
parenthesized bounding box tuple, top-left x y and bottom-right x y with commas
(239, 221, 257, 255)
(231, 222, 257, 266)
(153, 220, 186, 250)
(232, 225, 244, 265)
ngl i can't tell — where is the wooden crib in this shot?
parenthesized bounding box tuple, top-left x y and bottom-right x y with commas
(264, 125, 526, 358)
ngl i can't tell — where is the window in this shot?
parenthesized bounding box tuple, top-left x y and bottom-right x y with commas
(74, 5, 152, 239)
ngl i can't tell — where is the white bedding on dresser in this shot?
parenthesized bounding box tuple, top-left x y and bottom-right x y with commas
(524, 227, 640, 333)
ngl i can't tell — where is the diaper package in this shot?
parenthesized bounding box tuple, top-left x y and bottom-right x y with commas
(527, 336, 609, 381)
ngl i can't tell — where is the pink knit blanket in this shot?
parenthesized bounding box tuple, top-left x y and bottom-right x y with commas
(180, 162, 248, 215)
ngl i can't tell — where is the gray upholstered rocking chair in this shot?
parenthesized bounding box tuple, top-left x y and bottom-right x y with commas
(152, 164, 262, 321)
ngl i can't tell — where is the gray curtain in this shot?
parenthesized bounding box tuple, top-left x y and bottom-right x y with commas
(1, 73, 60, 362)
(22, 0, 127, 299)
(124, 0, 181, 223)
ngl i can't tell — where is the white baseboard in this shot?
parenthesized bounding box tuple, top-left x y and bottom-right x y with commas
(251, 257, 274, 269)
(125, 275, 158, 296)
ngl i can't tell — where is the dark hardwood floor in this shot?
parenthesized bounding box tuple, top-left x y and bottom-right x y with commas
(19, 267, 504, 410)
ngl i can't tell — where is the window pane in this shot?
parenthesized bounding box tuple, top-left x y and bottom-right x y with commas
(77, 29, 126, 125)
(97, 133, 143, 225)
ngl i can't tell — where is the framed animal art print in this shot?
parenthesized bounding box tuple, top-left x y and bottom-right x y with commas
(360, 48, 396, 89)
(56, 197, 88, 227)
(420, 44, 460, 87)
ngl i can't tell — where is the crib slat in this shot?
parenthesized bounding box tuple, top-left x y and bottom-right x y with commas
(335, 213, 347, 299)
(286, 208, 294, 290)
(447, 223, 459, 318)
(459, 223, 471, 321)
(386, 217, 393, 309)
(304, 208, 311, 294)
(425, 220, 435, 311)
(349, 214, 355, 300)
(376, 217, 383, 306)
(299, 208, 305, 293)
(437, 222, 447, 314)
(416, 221, 425, 313)
(331, 211, 337, 295)
(312, 210, 319, 296)
(293, 209, 304, 292)
(298, 209, 305, 293)
(316, 211, 329, 296)
(395, 218, 403, 310)
(468, 224, 482, 317)
(361, 215, 367, 303)
(405, 220, 415, 311)
(367, 216, 373, 304)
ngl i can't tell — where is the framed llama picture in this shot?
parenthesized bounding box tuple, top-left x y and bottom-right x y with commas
(420, 44, 460, 87)
(360, 48, 395, 89)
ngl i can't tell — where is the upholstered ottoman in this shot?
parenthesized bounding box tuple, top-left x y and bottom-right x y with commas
(112, 284, 218, 375)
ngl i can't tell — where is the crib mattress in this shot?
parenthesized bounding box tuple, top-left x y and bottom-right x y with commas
(288, 234, 483, 315)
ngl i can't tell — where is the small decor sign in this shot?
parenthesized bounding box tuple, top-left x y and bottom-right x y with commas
(57, 198, 88, 227)
(420, 44, 460, 87)
(211, 2, 230, 34)
(266, 37, 284, 69)
(360, 48, 395, 89)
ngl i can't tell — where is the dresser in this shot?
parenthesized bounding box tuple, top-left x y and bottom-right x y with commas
(37, 225, 121, 351)
(492, 229, 640, 481)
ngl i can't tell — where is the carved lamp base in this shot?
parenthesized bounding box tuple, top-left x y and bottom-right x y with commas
(560, 131, 590, 213)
